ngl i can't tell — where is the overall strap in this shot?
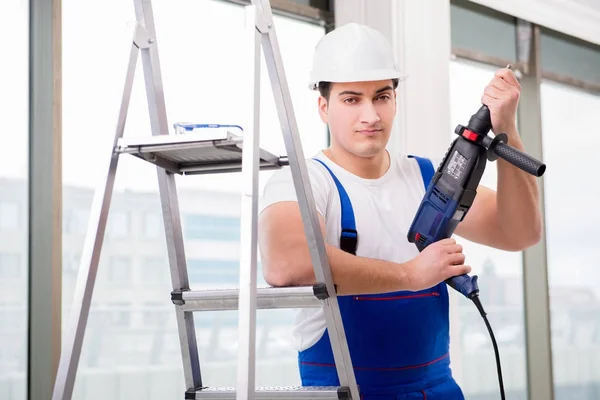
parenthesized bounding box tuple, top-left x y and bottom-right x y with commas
(312, 158, 358, 255)
(408, 155, 435, 190)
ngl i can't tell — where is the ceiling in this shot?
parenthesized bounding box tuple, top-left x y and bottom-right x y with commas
(570, 0, 600, 13)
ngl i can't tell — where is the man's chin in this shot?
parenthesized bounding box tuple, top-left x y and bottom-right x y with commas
(351, 144, 387, 158)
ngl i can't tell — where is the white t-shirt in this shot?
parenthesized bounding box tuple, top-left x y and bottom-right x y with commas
(259, 150, 442, 352)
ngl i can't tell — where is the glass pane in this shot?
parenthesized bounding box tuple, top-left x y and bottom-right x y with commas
(448, 59, 527, 399)
(450, 0, 516, 62)
(0, 1, 29, 399)
(541, 27, 600, 86)
(541, 80, 600, 399)
(62, 0, 325, 397)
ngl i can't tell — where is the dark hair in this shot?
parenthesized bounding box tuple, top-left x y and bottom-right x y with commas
(318, 78, 399, 101)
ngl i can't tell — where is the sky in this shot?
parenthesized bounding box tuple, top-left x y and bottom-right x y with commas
(1, 0, 599, 290)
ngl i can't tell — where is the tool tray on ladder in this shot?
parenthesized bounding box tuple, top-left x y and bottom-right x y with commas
(115, 129, 288, 175)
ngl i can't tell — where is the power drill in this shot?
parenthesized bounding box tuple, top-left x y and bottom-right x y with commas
(407, 102, 546, 400)
(407, 104, 546, 299)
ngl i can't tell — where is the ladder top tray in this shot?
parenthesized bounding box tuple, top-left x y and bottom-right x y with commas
(115, 130, 288, 175)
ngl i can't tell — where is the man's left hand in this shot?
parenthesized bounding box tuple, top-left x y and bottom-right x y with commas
(481, 67, 521, 136)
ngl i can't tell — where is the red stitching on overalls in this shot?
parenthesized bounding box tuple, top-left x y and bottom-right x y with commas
(354, 292, 440, 301)
(301, 352, 449, 371)
(421, 389, 427, 399)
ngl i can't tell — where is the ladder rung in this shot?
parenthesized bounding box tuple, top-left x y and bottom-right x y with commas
(174, 286, 325, 311)
(189, 386, 352, 399)
(114, 131, 287, 175)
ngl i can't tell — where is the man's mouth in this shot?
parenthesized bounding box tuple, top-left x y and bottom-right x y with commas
(358, 129, 382, 136)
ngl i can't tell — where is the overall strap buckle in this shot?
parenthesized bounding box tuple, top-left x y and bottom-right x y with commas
(340, 228, 358, 255)
(312, 158, 359, 256)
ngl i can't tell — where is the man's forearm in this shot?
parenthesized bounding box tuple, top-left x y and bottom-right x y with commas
(272, 238, 468, 296)
(283, 243, 412, 295)
(497, 127, 543, 247)
(324, 244, 411, 295)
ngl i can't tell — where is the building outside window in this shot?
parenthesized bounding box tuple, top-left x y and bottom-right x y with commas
(0, 0, 28, 398)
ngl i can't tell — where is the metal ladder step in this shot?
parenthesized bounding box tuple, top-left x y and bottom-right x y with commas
(114, 130, 288, 175)
(172, 285, 329, 311)
(188, 386, 352, 399)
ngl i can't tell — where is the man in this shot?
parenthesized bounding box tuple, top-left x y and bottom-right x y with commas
(257, 23, 542, 399)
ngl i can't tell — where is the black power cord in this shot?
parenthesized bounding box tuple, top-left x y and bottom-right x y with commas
(470, 294, 506, 400)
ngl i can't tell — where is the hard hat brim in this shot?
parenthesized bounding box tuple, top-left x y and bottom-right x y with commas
(308, 69, 407, 90)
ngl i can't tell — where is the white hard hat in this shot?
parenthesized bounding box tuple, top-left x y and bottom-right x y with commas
(308, 23, 405, 90)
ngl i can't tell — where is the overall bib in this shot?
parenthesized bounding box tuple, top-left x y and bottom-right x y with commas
(300, 156, 464, 400)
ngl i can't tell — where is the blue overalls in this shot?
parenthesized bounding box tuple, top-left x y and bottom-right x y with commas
(300, 156, 464, 400)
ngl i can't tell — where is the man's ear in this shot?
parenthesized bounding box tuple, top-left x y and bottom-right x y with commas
(318, 96, 328, 124)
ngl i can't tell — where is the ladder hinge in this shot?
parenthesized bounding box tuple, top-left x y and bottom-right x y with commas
(185, 386, 207, 399)
(337, 386, 355, 399)
(313, 283, 332, 300)
(171, 289, 189, 305)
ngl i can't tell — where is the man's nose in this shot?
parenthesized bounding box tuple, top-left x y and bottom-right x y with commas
(360, 101, 381, 125)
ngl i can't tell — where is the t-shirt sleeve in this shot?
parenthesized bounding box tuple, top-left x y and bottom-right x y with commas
(259, 160, 331, 220)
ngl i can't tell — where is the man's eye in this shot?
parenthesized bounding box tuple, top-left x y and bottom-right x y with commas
(344, 98, 358, 104)
(377, 94, 391, 101)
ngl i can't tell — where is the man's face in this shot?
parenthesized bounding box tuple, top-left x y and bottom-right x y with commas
(318, 80, 396, 158)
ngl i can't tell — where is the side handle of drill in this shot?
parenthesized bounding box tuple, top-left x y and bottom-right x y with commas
(407, 104, 546, 299)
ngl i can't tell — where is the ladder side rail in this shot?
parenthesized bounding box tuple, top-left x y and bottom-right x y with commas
(51, 32, 141, 400)
(133, 0, 203, 392)
(251, 1, 360, 398)
(236, 5, 262, 400)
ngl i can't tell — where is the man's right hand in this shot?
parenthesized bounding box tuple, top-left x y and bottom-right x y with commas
(406, 238, 472, 292)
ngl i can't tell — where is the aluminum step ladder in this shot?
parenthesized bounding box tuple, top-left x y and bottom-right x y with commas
(51, 0, 360, 399)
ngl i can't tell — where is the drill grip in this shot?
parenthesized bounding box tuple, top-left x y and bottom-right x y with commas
(445, 274, 479, 299)
(493, 142, 546, 177)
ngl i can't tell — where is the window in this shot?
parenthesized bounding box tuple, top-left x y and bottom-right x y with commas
(142, 302, 166, 326)
(0, 0, 28, 397)
(107, 256, 131, 283)
(0, 253, 22, 280)
(541, 80, 600, 399)
(450, 0, 517, 62)
(0, 202, 19, 231)
(541, 26, 600, 86)
(143, 213, 162, 239)
(141, 257, 166, 284)
(63, 253, 81, 277)
(184, 214, 241, 241)
(448, 59, 527, 399)
(63, 208, 89, 235)
(108, 211, 130, 239)
(109, 303, 131, 327)
(63, 0, 325, 396)
(188, 259, 239, 286)
(188, 259, 268, 288)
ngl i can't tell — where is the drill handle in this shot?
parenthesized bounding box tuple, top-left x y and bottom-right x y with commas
(491, 140, 546, 177)
(466, 104, 546, 178)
